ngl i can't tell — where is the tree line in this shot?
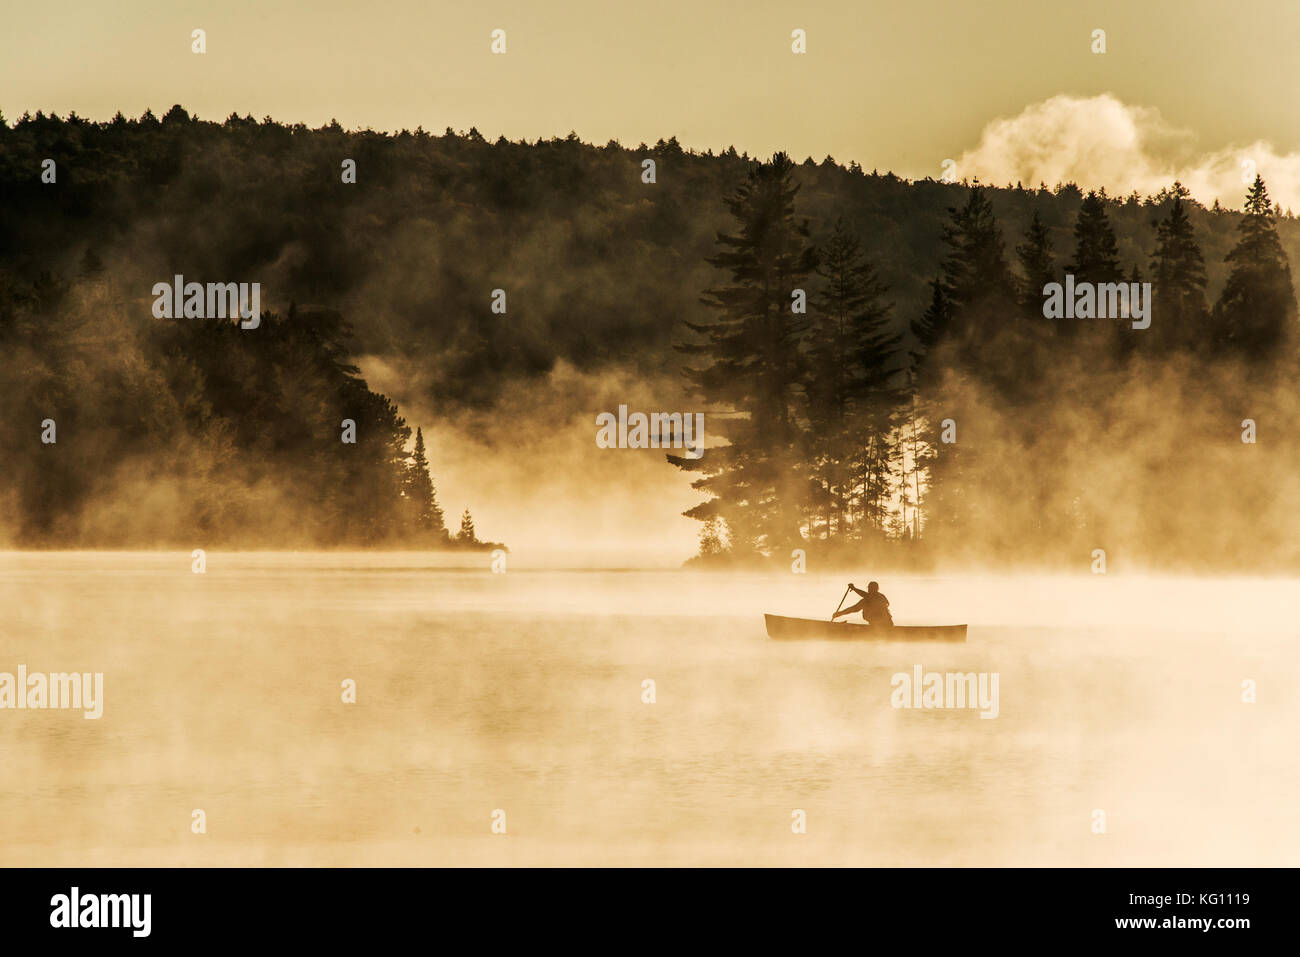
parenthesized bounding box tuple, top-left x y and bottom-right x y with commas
(0, 275, 493, 547)
(675, 154, 1299, 568)
(2, 109, 1298, 563)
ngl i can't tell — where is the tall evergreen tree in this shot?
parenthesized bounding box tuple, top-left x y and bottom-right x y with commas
(938, 186, 1017, 322)
(1148, 193, 1206, 352)
(673, 152, 818, 557)
(806, 220, 900, 541)
(1211, 176, 1298, 357)
(912, 187, 1018, 545)
(1016, 210, 1055, 317)
(1069, 191, 1123, 282)
(406, 427, 449, 541)
(925, 186, 1020, 387)
(910, 277, 950, 370)
(913, 399, 965, 546)
(805, 223, 858, 540)
(1063, 190, 1124, 346)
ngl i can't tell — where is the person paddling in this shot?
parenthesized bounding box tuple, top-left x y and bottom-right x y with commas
(832, 581, 893, 628)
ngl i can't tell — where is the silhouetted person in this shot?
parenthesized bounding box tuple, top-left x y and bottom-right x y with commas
(833, 581, 893, 627)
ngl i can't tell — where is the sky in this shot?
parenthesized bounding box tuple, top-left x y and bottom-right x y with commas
(5, 0, 1300, 206)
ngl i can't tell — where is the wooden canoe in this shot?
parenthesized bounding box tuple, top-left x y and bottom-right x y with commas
(764, 614, 967, 642)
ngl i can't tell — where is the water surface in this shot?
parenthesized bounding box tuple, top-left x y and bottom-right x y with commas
(1, 552, 1295, 865)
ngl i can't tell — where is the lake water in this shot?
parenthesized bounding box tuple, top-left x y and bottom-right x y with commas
(1, 551, 1296, 866)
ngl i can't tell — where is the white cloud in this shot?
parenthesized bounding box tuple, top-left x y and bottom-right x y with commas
(955, 94, 1300, 211)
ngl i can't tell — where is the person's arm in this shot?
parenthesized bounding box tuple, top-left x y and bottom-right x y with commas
(834, 599, 864, 619)
(848, 583, 868, 598)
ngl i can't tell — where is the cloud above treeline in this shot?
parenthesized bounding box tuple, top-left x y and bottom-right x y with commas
(955, 94, 1300, 211)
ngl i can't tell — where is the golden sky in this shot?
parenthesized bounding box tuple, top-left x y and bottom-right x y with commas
(5, 0, 1299, 193)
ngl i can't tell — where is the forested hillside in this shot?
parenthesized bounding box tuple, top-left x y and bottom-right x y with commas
(2, 108, 1297, 564)
(5, 108, 1297, 392)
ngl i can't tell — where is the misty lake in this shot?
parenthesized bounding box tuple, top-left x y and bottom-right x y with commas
(1, 551, 1296, 866)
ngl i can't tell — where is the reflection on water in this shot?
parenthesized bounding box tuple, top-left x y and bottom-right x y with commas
(1, 551, 1296, 865)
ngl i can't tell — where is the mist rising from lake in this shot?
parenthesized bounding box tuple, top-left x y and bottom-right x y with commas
(1, 551, 1294, 865)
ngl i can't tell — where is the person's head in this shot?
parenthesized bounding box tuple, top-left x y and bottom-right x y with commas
(867, 581, 879, 593)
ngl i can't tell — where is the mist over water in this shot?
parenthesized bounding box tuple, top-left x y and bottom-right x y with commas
(2, 551, 1294, 866)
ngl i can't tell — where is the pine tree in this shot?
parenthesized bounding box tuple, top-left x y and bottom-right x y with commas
(1015, 210, 1055, 316)
(909, 277, 950, 369)
(1069, 191, 1123, 283)
(806, 223, 859, 540)
(929, 186, 1019, 378)
(406, 428, 449, 542)
(910, 187, 1017, 546)
(456, 508, 480, 546)
(915, 405, 967, 546)
(806, 220, 899, 542)
(1149, 194, 1207, 352)
(1063, 190, 1124, 347)
(1211, 176, 1298, 357)
(939, 186, 1017, 319)
(895, 385, 928, 542)
(673, 152, 818, 557)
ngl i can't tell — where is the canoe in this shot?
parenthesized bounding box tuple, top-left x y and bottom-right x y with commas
(764, 614, 966, 642)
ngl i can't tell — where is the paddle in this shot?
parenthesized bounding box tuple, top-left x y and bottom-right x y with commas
(830, 584, 852, 622)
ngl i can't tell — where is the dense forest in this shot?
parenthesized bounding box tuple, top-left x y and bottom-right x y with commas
(676, 155, 1299, 569)
(1, 107, 1297, 565)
